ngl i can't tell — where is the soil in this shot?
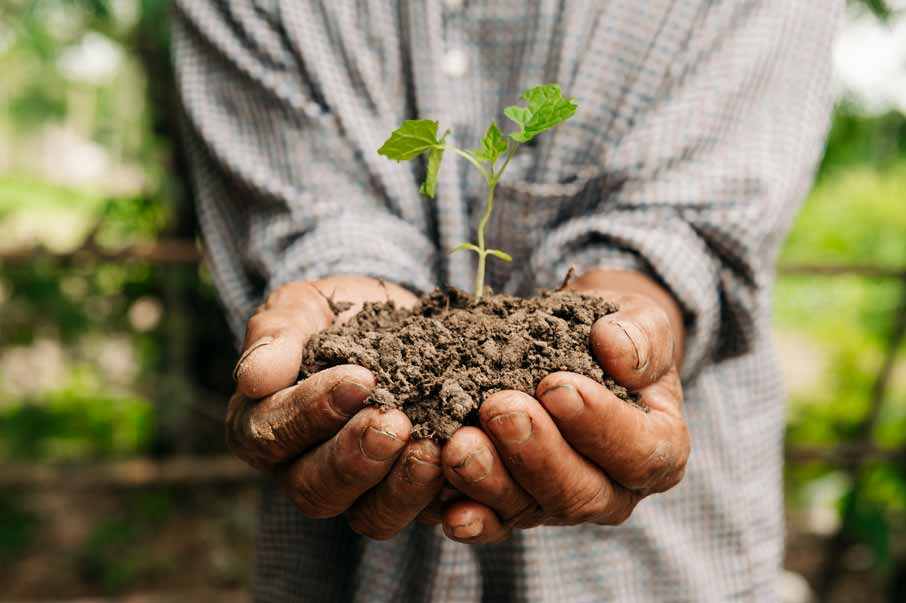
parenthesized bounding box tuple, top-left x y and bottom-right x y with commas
(300, 288, 641, 440)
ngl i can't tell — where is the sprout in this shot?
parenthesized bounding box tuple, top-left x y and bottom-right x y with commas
(378, 84, 578, 300)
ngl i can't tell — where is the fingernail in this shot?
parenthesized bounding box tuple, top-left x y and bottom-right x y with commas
(539, 383, 583, 420)
(609, 320, 648, 371)
(329, 380, 371, 416)
(452, 447, 493, 483)
(452, 518, 483, 539)
(405, 453, 442, 485)
(360, 425, 405, 461)
(232, 336, 274, 382)
(487, 412, 532, 444)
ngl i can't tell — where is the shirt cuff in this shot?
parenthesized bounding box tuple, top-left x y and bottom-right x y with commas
(528, 209, 734, 382)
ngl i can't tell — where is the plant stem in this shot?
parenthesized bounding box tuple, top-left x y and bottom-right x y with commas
(474, 181, 496, 300)
(443, 145, 489, 182)
(471, 142, 521, 300)
(446, 141, 521, 300)
(496, 142, 520, 180)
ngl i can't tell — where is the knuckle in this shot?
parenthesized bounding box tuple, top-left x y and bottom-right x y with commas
(626, 422, 690, 492)
(658, 466, 686, 492)
(332, 436, 379, 485)
(551, 481, 608, 525)
(269, 387, 314, 431)
(264, 282, 306, 308)
(346, 508, 400, 541)
(225, 432, 267, 471)
(245, 312, 271, 336)
(602, 494, 638, 526)
(626, 439, 674, 490)
(225, 402, 276, 471)
(286, 478, 339, 519)
(224, 396, 248, 441)
(228, 393, 312, 467)
(652, 436, 690, 493)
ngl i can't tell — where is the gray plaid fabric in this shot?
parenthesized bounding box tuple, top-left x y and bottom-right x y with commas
(173, 1, 840, 601)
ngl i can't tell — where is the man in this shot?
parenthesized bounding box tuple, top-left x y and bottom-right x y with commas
(174, 1, 840, 601)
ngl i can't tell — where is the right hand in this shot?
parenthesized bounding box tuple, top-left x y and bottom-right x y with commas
(227, 276, 444, 540)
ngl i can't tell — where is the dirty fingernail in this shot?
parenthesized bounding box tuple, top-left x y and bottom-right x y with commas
(452, 447, 493, 483)
(487, 412, 532, 444)
(329, 380, 371, 416)
(451, 518, 483, 539)
(609, 319, 648, 371)
(539, 383, 583, 420)
(233, 336, 274, 382)
(360, 425, 405, 461)
(405, 453, 442, 485)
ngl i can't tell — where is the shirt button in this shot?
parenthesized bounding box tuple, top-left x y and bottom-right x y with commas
(442, 49, 468, 78)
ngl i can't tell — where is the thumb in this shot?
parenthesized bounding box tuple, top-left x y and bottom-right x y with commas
(590, 296, 676, 390)
(234, 282, 335, 399)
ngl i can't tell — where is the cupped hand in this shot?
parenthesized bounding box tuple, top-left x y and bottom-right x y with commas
(432, 270, 691, 543)
(226, 276, 445, 540)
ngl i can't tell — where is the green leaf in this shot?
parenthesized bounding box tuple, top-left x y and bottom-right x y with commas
(486, 248, 513, 262)
(419, 130, 449, 198)
(470, 122, 509, 163)
(503, 106, 531, 130)
(449, 243, 481, 255)
(522, 83, 565, 112)
(504, 84, 578, 142)
(377, 119, 442, 161)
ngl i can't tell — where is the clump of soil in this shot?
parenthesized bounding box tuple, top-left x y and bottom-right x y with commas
(300, 289, 641, 440)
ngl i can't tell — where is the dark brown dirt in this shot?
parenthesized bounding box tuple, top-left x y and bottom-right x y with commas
(300, 288, 641, 440)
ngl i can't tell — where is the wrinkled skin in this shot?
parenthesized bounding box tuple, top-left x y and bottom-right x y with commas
(226, 271, 690, 543)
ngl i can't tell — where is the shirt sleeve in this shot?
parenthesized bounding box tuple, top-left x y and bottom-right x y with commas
(528, 2, 841, 379)
(172, 1, 439, 337)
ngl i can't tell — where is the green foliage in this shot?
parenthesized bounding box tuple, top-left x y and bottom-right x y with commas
(0, 0, 905, 595)
(504, 84, 578, 142)
(470, 122, 508, 163)
(852, 0, 893, 20)
(377, 84, 578, 298)
(819, 109, 906, 177)
(0, 391, 154, 461)
(486, 249, 512, 262)
(777, 100, 906, 588)
(0, 495, 40, 562)
(419, 136, 448, 198)
(449, 243, 481, 255)
(0, 175, 105, 210)
(377, 119, 449, 198)
(76, 491, 177, 594)
(377, 119, 444, 161)
(7, 80, 67, 130)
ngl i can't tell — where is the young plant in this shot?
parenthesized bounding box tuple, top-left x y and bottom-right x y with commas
(378, 84, 578, 300)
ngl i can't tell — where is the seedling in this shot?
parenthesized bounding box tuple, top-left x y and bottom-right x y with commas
(378, 84, 578, 300)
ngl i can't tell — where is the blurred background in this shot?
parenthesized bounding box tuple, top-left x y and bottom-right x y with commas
(0, 1, 904, 601)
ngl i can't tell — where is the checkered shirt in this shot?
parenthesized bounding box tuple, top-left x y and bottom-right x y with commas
(173, 1, 840, 601)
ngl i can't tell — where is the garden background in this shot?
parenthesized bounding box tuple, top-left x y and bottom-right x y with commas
(1, 1, 905, 601)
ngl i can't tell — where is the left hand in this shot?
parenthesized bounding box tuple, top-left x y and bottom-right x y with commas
(423, 270, 691, 543)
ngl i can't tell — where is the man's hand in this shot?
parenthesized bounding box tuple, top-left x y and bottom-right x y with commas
(226, 276, 445, 540)
(432, 269, 690, 543)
